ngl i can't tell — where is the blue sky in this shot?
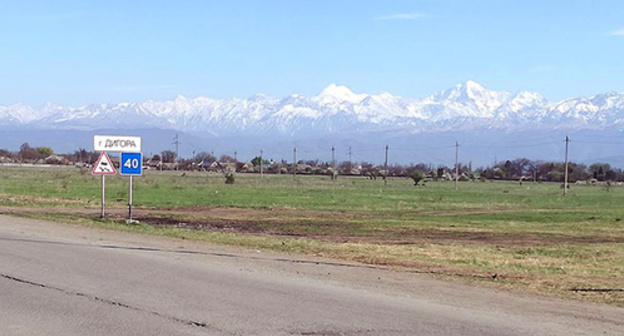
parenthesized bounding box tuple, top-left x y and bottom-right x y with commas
(1, 0, 623, 106)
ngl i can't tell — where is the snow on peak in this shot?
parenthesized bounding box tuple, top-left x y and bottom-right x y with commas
(495, 90, 548, 118)
(461, 80, 509, 103)
(319, 83, 351, 95)
(463, 80, 485, 92)
(317, 84, 366, 104)
(506, 91, 547, 105)
(248, 93, 269, 102)
(3, 82, 624, 134)
(426, 80, 511, 115)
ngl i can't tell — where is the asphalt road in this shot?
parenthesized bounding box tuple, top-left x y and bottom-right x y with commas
(0, 215, 621, 336)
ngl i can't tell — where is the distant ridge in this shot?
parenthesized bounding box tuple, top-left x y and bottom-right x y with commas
(3, 82, 624, 167)
(1, 81, 624, 135)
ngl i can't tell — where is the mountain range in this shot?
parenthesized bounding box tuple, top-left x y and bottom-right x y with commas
(1, 81, 624, 166)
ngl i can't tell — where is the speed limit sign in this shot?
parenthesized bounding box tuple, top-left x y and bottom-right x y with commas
(120, 152, 143, 175)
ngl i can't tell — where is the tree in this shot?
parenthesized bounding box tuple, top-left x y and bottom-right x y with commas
(537, 162, 556, 181)
(73, 148, 94, 164)
(19, 143, 40, 162)
(250, 156, 269, 167)
(219, 154, 236, 163)
(410, 169, 425, 186)
(0, 149, 11, 157)
(37, 146, 53, 157)
(304, 159, 319, 167)
(605, 168, 619, 182)
(338, 161, 352, 174)
(568, 162, 589, 182)
(161, 150, 177, 163)
(193, 151, 216, 163)
(589, 163, 611, 181)
(387, 163, 407, 177)
(436, 167, 445, 179)
(510, 158, 532, 178)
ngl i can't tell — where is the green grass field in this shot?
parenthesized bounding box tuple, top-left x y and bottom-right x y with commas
(1, 167, 622, 306)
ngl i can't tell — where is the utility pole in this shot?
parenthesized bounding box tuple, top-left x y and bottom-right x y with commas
(384, 145, 389, 186)
(331, 146, 336, 181)
(564, 136, 570, 196)
(455, 141, 459, 191)
(348, 146, 352, 174)
(260, 149, 263, 178)
(173, 133, 180, 171)
(293, 147, 297, 179)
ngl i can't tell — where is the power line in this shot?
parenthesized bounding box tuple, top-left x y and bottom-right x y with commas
(573, 140, 624, 145)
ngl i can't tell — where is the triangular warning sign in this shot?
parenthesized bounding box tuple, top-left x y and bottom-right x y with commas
(92, 152, 117, 175)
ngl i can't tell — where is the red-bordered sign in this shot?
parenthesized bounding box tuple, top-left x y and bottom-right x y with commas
(92, 152, 117, 175)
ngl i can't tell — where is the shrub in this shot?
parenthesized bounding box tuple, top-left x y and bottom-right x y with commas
(410, 170, 425, 186)
(224, 171, 235, 184)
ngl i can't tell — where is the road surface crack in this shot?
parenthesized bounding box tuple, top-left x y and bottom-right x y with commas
(0, 273, 215, 331)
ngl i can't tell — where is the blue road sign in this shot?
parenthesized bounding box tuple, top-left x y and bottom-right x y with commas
(120, 152, 142, 175)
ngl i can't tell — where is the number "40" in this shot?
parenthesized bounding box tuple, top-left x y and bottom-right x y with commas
(124, 158, 140, 169)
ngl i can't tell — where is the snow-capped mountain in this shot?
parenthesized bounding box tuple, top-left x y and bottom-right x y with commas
(4, 81, 624, 166)
(418, 80, 511, 120)
(3, 80, 624, 136)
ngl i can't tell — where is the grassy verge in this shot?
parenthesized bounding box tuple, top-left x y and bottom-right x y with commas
(1, 167, 622, 306)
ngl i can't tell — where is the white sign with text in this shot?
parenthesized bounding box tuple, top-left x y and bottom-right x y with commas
(94, 135, 142, 153)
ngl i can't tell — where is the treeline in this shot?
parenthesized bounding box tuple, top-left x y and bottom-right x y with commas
(0, 143, 83, 164)
(478, 158, 619, 182)
(0, 144, 621, 182)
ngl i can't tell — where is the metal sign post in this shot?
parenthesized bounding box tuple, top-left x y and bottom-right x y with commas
(93, 136, 142, 220)
(128, 175, 133, 221)
(92, 152, 117, 218)
(120, 152, 142, 222)
(101, 175, 106, 218)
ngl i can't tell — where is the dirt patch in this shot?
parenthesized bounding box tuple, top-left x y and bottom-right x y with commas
(133, 214, 619, 247)
(0, 205, 353, 220)
(306, 229, 621, 246)
(136, 216, 266, 233)
(2, 205, 619, 247)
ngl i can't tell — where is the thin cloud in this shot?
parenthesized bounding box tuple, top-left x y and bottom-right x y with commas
(374, 13, 427, 21)
(610, 29, 624, 36)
